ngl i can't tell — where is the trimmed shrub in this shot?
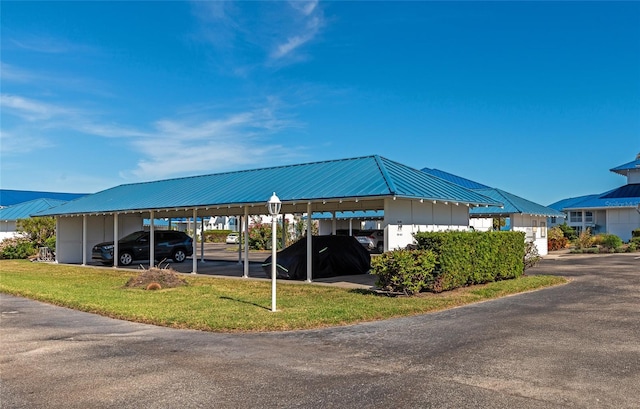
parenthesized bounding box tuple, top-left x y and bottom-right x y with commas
(414, 231, 526, 292)
(371, 249, 437, 295)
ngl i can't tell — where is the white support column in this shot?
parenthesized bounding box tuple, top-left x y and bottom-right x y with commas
(55, 217, 59, 263)
(237, 215, 242, 265)
(149, 211, 155, 266)
(306, 202, 312, 282)
(200, 217, 205, 262)
(82, 215, 87, 266)
(113, 213, 119, 268)
(581, 210, 586, 233)
(192, 209, 198, 274)
(243, 206, 249, 278)
(332, 211, 337, 235)
(349, 218, 353, 236)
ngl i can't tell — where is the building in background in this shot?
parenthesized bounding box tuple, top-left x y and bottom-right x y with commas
(548, 153, 640, 241)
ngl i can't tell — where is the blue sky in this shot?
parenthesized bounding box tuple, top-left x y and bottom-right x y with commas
(1, 1, 639, 206)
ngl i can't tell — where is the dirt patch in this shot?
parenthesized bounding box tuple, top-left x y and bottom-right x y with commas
(123, 267, 188, 290)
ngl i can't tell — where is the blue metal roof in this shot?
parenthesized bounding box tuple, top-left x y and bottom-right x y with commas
(0, 198, 67, 221)
(470, 188, 563, 217)
(547, 195, 598, 211)
(36, 155, 502, 217)
(420, 168, 560, 216)
(421, 168, 491, 189)
(0, 190, 87, 207)
(559, 185, 640, 210)
(610, 156, 640, 176)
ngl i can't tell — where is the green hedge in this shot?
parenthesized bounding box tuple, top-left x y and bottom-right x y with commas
(413, 231, 526, 292)
(202, 230, 234, 243)
(371, 249, 437, 295)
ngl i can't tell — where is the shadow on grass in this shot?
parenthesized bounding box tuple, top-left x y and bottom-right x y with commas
(219, 296, 270, 311)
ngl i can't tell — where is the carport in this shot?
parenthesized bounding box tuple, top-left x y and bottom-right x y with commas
(36, 155, 502, 281)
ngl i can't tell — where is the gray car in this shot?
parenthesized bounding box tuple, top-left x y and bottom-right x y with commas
(92, 230, 193, 266)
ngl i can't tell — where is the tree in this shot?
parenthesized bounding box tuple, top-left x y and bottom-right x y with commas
(17, 217, 56, 248)
(492, 217, 506, 231)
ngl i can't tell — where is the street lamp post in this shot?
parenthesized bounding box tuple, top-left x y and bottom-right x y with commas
(267, 192, 281, 312)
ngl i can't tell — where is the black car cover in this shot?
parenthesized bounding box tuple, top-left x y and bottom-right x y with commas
(262, 235, 371, 280)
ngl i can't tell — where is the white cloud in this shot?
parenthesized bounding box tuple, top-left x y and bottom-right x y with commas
(9, 35, 95, 54)
(289, 0, 319, 16)
(192, 0, 326, 69)
(0, 129, 54, 154)
(0, 94, 79, 121)
(269, 2, 324, 61)
(0, 91, 305, 182)
(127, 102, 304, 180)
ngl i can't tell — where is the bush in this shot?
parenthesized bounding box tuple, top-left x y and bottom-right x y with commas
(632, 228, 640, 238)
(547, 226, 568, 251)
(575, 228, 594, 250)
(598, 234, 622, 251)
(0, 237, 36, 259)
(248, 223, 284, 250)
(413, 231, 525, 292)
(16, 217, 56, 247)
(524, 241, 541, 270)
(558, 223, 577, 240)
(202, 230, 233, 243)
(371, 249, 437, 295)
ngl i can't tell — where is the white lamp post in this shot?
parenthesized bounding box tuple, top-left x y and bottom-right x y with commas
(267, 192, 281, 312)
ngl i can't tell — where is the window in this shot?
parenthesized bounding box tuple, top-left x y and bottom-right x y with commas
(541, 221, 546, 238)
(570, 212, 582, 223)
(585, 212, 593, 223)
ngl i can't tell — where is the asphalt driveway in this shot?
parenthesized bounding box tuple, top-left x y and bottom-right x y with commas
(1, 253, 639, 408)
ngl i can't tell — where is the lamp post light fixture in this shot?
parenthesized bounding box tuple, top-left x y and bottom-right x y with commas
(267, 192, 281, 312)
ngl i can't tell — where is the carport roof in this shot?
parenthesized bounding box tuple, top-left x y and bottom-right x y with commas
(35, 155, 502, 217)
(1, 198, 67, 221)
(422, 168, 562, 217)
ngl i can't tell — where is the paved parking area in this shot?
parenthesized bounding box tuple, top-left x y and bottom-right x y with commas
(86, 242, 378, 289)
(1, 252, 639, 408)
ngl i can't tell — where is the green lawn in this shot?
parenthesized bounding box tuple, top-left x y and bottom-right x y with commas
(0, 260, 566, 332)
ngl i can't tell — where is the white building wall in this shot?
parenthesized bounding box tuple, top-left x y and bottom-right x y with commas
(57, 214, 143, 264)
(606, 208, 640, 242)
(383, 198, 469, 251)
(57, 217, 83, 263)
(470, 217, 493, 232)
(0, 220, 19, 241)
(510, 214, 549, 256)
(628, 172, 640, 184)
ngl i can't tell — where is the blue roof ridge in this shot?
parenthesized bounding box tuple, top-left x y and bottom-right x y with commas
(491, 188, 524, 212)
(373, 155, 398, 195)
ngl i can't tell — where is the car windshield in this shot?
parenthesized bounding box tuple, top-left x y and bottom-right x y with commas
(119, 231, 148, 242)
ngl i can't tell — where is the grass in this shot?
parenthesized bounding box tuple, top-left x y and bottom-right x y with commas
(0, 260, 566, 332)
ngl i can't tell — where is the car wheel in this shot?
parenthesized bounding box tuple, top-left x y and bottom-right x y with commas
(172, 249, 187, 263)
(119, 252, 133, 266)
(377, 243, 384, 253)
